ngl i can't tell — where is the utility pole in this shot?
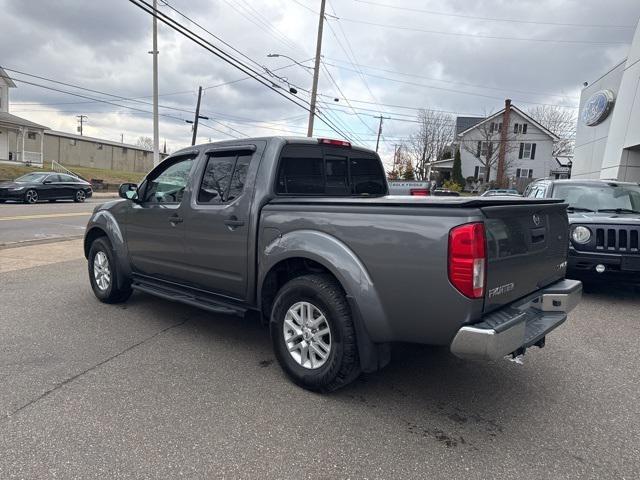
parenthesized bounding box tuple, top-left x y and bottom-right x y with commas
(192, 86, 203, 146)
(186, 86, 209, 146)
(307, 0, 327, 138)
(375, 115, 389, 152)
(151, 0, 160, 167)
(76, 115, 87, 136)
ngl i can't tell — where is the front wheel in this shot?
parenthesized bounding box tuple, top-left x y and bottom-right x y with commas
(270, 274, 360, 392)
(74, 189, 86, 203)
(24, 189, 38, 204)
(88, 237, 132, 303)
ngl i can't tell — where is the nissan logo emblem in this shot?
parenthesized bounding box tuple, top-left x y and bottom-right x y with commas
(532, 214, 541, 226)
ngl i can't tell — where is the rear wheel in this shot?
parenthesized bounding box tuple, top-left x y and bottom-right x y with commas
(74, 189, 86, 203)
(88, 237, 132, 303)
(24, 189, 38, 204)
(270, 274, 360, 392)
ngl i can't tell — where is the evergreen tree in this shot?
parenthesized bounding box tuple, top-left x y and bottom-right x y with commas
(452, 148, 464, 188)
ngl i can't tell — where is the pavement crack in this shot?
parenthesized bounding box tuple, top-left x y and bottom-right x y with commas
(1, 318, 190, 422)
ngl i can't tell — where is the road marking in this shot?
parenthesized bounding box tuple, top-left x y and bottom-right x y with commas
(0, 212, 91, 221)
(0, 238, 85, 273)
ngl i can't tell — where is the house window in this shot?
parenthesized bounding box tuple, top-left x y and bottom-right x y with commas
(27, 132, 36, 140)
(478, 141, 492, 157)
(473, 166, 487, 181)
(490, 122, 502, 134)
(518, 142, 536, 159)
(514, 123, 528, 134)
(96, 143, 103, 150)
(516, 168, 534, 178)
(69, 139, 77, 146)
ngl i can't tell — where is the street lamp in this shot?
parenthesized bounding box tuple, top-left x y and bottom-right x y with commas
(267, 53, 313, 71)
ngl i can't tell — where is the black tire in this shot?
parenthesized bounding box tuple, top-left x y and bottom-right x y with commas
(88, 237, 132, 304)
(270, 274, 360, 392)
(74, 189, 87, 203)
(23, 189, 38, 204)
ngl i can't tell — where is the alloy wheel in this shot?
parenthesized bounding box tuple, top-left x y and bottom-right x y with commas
(93, 251, 111, 291)
(76, 190, 86, 202)
(25, 190, 38, 203)
(283, 301, 332, 369)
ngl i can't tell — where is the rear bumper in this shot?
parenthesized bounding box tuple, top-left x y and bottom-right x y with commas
(450, 279, 582, 361)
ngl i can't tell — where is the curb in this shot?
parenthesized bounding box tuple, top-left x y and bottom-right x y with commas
(0, 234, 84, 250)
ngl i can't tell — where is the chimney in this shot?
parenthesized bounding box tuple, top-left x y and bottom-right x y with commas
(496, 98, 511, 188)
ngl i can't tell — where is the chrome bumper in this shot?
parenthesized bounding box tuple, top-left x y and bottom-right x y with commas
(450, 279, 582, 361)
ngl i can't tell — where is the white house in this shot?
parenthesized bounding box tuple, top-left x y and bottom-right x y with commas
(0, 66, 49, 166)
(429, 100, 560, 189)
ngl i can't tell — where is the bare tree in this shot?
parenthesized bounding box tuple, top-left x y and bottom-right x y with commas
(460, 119, 519, 185)
(135, 136, 154, 150)
(527, 105, 577, 156)
(406, 109, 455, 180)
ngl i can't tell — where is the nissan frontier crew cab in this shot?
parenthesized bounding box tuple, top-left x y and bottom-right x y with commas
(84, 137, 582, 391)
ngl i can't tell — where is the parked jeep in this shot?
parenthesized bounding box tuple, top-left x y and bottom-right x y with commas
(524, 179, 640, 283)
(84, 137, 581, 391)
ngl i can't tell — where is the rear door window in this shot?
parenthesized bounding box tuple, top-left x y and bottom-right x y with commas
(275, 144, 385, 196)
(198, 150, 253, 204)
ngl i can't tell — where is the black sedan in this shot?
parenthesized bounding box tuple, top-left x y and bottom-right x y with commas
(0, 172, 93, 204)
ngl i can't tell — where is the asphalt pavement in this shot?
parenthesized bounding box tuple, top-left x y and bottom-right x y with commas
(0, 245, 638, 479)
(0, 197, 115, 246)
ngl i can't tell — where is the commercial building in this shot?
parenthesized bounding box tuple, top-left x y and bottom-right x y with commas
(0, 67, 162, 173)
(572, 23, 640, 181)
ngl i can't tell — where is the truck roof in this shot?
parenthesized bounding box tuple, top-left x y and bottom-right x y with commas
(171, 136, 378, 157)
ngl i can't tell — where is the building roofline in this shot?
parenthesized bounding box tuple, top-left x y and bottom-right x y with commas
(456, 104, 560, 141)
(44, 130, 159, 153)
(0, 67, 17, 88)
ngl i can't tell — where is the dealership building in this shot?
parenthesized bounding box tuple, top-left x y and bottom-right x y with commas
(572, 23, 640, 182)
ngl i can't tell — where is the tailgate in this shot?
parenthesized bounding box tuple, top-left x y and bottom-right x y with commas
(482, 202, 569, 313)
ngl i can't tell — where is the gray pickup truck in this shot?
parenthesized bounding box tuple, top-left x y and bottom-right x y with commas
(84, 137, 582, 391)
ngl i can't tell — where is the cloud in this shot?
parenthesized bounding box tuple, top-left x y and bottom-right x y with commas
(0, 0, 638, 162)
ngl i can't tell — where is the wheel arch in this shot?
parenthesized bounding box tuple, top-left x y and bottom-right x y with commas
(259, 230, 391, 373)
(84, 210, 131, 288)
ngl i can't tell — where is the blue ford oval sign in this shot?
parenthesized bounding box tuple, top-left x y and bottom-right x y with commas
(582, 89, 615, 126)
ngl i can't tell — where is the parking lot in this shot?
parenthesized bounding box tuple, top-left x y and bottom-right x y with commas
(1, 206, 639, 478)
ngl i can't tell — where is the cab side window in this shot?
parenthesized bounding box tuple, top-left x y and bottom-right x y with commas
(198, 150, 253, 204)
(143, 156, 195, 204)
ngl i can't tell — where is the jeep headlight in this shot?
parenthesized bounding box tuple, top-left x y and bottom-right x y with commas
(572, 226, 591, 244)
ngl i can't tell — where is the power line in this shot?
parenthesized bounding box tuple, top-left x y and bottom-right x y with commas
(336, 17, 631, 46)
(128, 0, 357, 143)
(322, 57, 580, 100)
(352, 0, 637, 29)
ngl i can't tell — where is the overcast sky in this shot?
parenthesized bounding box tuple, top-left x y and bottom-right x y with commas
(0, 0, 638, 165)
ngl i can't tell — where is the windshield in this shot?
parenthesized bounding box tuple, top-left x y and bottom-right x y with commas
(552, 183, 640, 213)
(14, 173, 49, 183)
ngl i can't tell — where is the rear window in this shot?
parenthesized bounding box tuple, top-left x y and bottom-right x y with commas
(275, 144, 386, 196)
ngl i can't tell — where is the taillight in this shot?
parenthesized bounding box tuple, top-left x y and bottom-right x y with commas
(410, 188, 430, 196)
(448, 222, 486, 299)
(318, 138, 351, 147)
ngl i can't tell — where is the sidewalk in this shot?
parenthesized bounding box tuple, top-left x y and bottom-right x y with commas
(92, 192, 119, 199)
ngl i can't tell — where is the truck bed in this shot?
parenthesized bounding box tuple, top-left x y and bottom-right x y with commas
(268, 195, 565, 208)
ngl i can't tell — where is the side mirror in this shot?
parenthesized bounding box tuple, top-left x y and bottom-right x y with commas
(119, 183, 139, 201)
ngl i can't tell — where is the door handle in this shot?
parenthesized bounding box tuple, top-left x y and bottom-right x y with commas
(169, 215, 183, 225)
(224, 216, 245, 228)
